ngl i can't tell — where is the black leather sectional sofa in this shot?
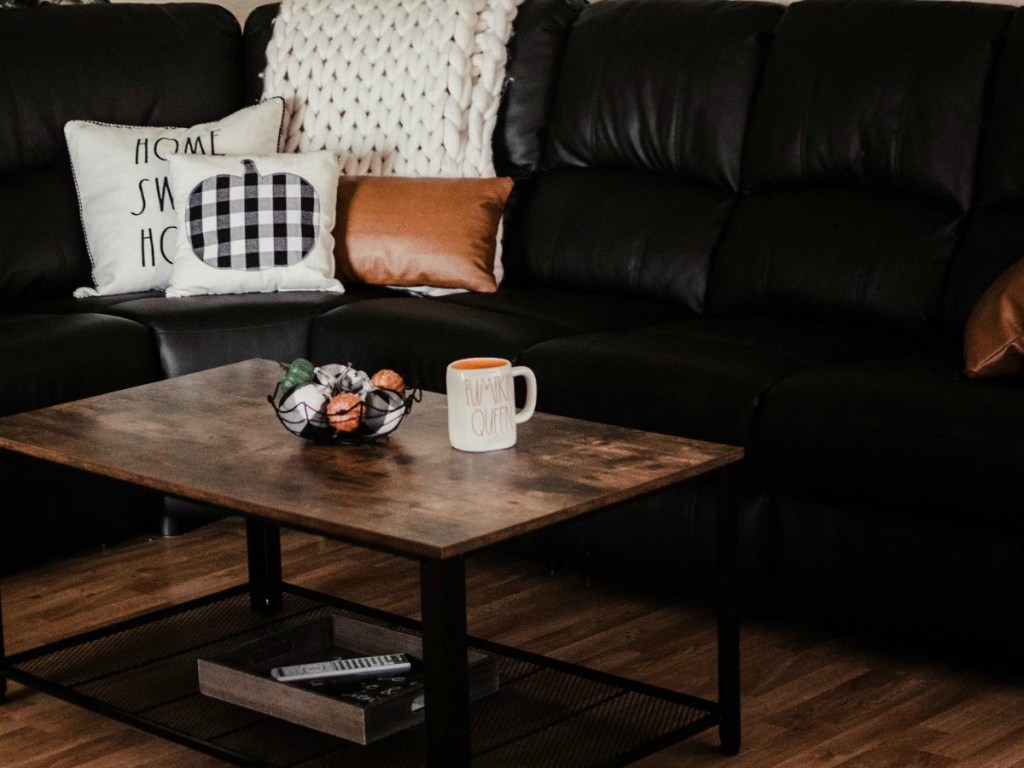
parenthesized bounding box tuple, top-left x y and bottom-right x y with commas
(3, 0, 1023, 656)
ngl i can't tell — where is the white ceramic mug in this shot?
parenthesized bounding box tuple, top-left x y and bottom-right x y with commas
(446, 357, 537, 452)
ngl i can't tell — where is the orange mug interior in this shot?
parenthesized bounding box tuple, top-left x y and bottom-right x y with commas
(450, 357, 508, 371)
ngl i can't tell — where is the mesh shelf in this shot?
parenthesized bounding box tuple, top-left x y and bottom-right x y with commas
(6, 586, 717, 767)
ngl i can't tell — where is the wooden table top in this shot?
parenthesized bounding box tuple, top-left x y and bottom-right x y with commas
(0, 358, 743, 559)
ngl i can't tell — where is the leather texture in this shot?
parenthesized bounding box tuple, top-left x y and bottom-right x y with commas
(0, 4, 245, 173)
(752, 345, 1024, 521)
(109, 292, 359, 377)
(244, 3, 280, 105)
(520, 315, 919, 449)
(709, 0, 1012, 339)
(524, 0, 781, 309)
(493, 0, 586, 177)
(0, 313, 161, 417)
(963, 257, 1024, 378)
(311, 298, 566, 393)
(0, 3, 246, 304)
(708, 187, 963, 337)
(0, 166, 92, 302)
(945, 13, 1024, 335)
(972, 10, 1024, 208)
(334, 176, 513, 292)
(520, 169, 733, 311)
(544, 0, 783, 188)
(436, 286, 684, 333)
(740, 0, 1011, 208)
(0, 315, 163, 573)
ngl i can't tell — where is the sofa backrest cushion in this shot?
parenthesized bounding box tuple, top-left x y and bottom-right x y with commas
(944, 11, 1024, 335)
(521, 0, 783, 309)
(0, 4, 245, 301)
(707, 0, 1012, 338)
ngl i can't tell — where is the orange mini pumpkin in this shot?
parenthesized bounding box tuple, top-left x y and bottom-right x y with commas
(326, 392, 364, 432)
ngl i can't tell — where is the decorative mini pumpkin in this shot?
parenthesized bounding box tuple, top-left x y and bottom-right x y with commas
(326, 392, 364, 432)
(186, 158, 320, 271)
(278, 357, 316, 401)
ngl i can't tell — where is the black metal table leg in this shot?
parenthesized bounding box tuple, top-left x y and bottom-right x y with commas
(246, 517, 283, 614)
(0, 579, 6, 704)
(716, 468, 741, 755)
(420, 556, 470, 768)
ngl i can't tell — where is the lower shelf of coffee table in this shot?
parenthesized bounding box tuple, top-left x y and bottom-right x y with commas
(5, 584, 719, 767)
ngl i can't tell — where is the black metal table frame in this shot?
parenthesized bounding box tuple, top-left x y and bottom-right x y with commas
(0, 466, 741, 767)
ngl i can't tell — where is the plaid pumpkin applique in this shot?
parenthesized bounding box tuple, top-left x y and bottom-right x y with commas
(186, 159, 319, 270)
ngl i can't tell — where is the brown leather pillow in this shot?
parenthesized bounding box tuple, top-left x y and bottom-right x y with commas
(334, 176, 514, 293)
(964, 257, 1024, 378)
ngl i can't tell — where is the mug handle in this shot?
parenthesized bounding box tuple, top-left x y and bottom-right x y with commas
(511, 366, 537, 424)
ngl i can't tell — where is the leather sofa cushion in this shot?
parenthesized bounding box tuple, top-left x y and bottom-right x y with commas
(520, 169, 734, 311)
(973, 11, 1024, 208)
(544, 0, 783, 188)
(519, 315, 919, 448)
(963, 256, 1024, 378)
(0, 312, 164, 571)
(708, 187, 962, 336)
(741, 0, 1011, 208)
(0, 3, 245, 174)
(521, 0, 782, 309)
(752, 345, 1024, 523)
(710, 0, 1011, 338)
(0, 3, 246, 303)
(109, 292, 364, 378)
(334, 176, 513, 293)
(0, 167, 91, 302)
(313, 287, 688, 393)
(437, 286, 683, 333)
(310, 298, 568, 393)
(493, 0, 586, 177)
(945, 14, 1024, 334)
(244, 3, 280, 105)
(0, 313, 161, 417)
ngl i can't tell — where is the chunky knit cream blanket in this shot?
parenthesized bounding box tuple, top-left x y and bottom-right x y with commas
(261, 0, 524, 179)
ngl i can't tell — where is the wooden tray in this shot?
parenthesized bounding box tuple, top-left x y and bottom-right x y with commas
(197, 613, 499, 745)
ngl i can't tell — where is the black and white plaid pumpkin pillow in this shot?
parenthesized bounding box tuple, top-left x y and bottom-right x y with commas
(186, 159, 320, 270)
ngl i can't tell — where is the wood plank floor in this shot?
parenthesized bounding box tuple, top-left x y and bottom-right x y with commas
(2, 516, 1023, 767)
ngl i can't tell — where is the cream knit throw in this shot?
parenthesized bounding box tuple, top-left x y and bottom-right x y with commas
(261, 0, 523, 179)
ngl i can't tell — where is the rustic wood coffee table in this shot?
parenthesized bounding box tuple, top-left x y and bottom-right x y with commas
(0, 358, 743, 767)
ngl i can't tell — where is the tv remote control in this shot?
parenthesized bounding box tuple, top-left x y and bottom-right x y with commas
(270, 653, 412, 682)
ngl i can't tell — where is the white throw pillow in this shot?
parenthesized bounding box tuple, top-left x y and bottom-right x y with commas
(164, 151, 344, 297)
(65, 98, 286, 297)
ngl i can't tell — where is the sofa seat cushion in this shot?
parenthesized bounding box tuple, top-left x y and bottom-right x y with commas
(0, 313, 161, 417)
(436, 286, 685, 333)
(4, 291, 162, 315)
(311, 297, 571, 393)
(752, 345, 1024, 525)
(519, 315, 920, 447)
(108, 292, 367, 378)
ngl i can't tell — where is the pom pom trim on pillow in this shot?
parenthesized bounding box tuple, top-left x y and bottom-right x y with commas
(65, 98, 286, 297)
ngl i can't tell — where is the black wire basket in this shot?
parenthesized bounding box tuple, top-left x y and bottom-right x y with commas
(268, 362, 420, 444)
